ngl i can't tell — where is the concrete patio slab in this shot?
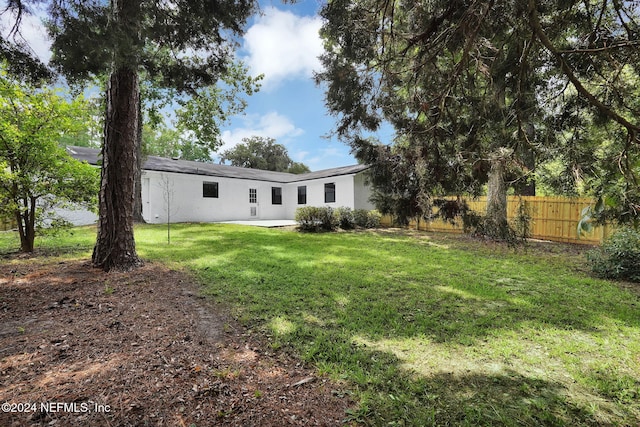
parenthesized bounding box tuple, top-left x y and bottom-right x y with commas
(216, 220, 298, 228)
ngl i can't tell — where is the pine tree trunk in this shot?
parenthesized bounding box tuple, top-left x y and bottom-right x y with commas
(485, 151, 510, 240)
(485, 69, 513, 240)
(92, 67, 142, 271)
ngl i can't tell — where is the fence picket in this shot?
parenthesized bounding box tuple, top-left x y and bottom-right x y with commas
(380, 196, 610, 245)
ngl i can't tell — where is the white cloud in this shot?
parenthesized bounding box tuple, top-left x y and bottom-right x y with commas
(302, 145, 352, 169)
(294, 150, 311, 162)
(217, 111, 304, 157)
(243, 7, 323, 89)
(0, 5, 52, 63)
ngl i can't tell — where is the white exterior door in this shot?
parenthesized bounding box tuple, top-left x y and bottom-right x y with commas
(249, 188, 259, 218)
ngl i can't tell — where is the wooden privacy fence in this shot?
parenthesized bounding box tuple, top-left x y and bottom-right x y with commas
(380, 196, 612, 245)
(0, 217, 17, 232)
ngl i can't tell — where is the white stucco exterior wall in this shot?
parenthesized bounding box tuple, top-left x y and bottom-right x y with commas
(50, 206, 98, 226)
(62, 147, 375, 225)
(143, 171, 288, 223)
(283, 174, 359, 218)
(140, 169, 373, 224)
(51, 206, 98, 226)
(353, 172, 374, 211)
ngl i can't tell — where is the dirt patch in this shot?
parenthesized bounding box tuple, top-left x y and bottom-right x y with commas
(0, 258, 352, 426)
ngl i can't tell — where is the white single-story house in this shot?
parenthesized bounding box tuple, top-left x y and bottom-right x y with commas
(66, 146, 374, 225)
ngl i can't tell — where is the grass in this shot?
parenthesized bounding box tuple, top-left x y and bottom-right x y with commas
(0, 226, 95, 259)
(2, 224, 639, 426)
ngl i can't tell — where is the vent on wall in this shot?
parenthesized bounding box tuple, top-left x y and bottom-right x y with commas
(250, 207, 257, 217)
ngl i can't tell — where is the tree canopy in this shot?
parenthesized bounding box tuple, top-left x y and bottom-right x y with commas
(142, 62, 261, 163)
(220, 136, 311, 174)
(143, 123, 212, 163)
(42, 0, 260, 270)
(0, 64, 99, 252)
(317, 0, 640, 229)
(0, 1, 52, 81)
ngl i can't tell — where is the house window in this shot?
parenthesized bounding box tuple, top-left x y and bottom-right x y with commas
(249, 188, 257, 204)
(324, 183, 336, 203)
(272, 187, 282, 205)
(203, 181, 218, 198)
(297, 186, 307, 205)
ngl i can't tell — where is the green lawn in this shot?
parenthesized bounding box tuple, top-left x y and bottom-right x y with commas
(2, 224, 639, 426)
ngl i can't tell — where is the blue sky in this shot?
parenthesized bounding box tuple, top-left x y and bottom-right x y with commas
(0, 0, 394, 171)
(223, 0, 380, 171)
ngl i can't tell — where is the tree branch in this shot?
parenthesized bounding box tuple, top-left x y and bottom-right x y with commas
(402, 2, 459, 55)
(527, 0, 640, 139)
(558, 40, 640, 54)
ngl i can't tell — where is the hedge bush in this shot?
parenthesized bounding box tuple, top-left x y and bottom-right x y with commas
(363, 209, 382, 228)
(335, 207, 355, 230)
(317, 206, 339, 231)
(294, 206, 338, 232)
(295, 207, 381, 232)
(587, 227, 640, 283)
(352, 209, 370, 228)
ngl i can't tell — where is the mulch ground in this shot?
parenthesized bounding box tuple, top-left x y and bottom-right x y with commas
(0, 257, 353, 426)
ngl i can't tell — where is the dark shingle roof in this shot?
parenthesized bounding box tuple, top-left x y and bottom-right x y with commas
(66, 146, 369, 183)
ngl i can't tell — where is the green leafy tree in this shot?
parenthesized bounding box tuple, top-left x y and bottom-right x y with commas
(0, 65, 99, 252)
(221, 136, 311, 173)
(539, 79, 640, 228)
(142, 63, 261, 163)
(143, 123, 212, 162)
(528, 1, 640, 228)
(174, 63, 262, 154)
(42, 0, 259, 270)
(58, 89, 104, 149)
(287, 161, 312, 175)
(317, 0, 640, 235)
(317, 1, 546, 238)
(354, 138, 431, 226)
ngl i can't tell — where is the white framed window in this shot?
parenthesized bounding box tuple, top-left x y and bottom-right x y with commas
(272, 187, 282, 205)
(249, 188, 257, 204)
(324, 183, 336, 203)
(203, 181, 218, 198)
(298, 186, 307, 204)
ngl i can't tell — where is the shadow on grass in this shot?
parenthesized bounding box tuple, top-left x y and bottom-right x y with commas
(339, 349, 606, 426)
(265, 318, 638, 426)
(135, 224, 640, 425)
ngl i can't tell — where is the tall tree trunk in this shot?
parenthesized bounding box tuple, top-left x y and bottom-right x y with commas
(485, 149, 511, 240)
(26, 196, 36, 252)
(484, 66, 513, 240)
(92, 67, 142, 271)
